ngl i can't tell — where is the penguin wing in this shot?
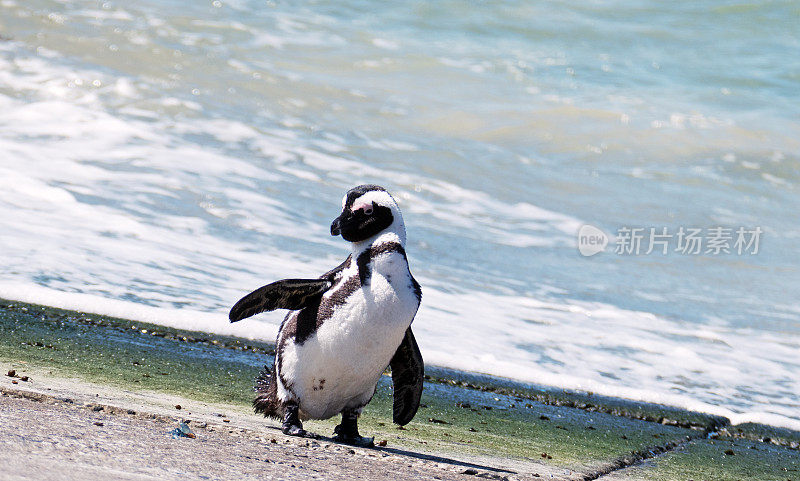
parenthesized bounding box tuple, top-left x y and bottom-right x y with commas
(229, 278, 332, 322)
(389, 327, 425, 426)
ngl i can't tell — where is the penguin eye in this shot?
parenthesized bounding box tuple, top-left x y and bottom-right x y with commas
(363, 205, 373, 215)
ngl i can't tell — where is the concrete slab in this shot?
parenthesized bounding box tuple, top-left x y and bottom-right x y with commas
(2, 298, 798, 480)
(600, 437, 800, 481)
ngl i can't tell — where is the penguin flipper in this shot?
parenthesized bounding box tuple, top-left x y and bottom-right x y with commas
(389, 327, 424, 426)
(229, 279, 332, 322)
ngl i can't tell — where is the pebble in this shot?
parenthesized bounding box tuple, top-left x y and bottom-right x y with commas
(170, 422, 196, 439)
(428, 418, 449, 424)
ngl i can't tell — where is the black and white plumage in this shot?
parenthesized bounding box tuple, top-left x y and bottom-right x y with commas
(229, 185, 423, 445)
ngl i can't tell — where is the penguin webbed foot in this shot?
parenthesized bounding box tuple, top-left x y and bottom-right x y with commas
(336, 435, 375, 448)
(282, 424, 318, 438)
(281, 402, 318, 439)
(332, 410, 374, 447)
(333, 425, 374, 447)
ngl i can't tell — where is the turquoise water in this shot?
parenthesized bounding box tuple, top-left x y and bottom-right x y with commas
(0, 0, 798, 427)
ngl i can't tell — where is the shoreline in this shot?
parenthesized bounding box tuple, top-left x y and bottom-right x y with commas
(2, 298, 798, 480)
(2, 285, 796, 432)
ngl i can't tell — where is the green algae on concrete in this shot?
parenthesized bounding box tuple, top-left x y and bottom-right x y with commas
(728, 422, 800, 450)
(0, 299, 264, 407)
(2, 297, 799, 479)
(601, 437, 800, 481)
(359, 377, 695, 474)
(422, 367, 728, 432)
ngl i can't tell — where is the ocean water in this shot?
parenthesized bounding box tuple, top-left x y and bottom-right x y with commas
(1, 0, 799, 429)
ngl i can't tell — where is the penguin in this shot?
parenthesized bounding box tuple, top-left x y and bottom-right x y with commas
(229, 184, 424, 446)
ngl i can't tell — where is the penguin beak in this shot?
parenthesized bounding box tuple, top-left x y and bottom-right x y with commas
(331, 209, 359, 237)
(330, 216, 342, 236)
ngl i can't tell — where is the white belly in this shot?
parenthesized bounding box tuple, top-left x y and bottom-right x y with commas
(277, 260, 419, 420)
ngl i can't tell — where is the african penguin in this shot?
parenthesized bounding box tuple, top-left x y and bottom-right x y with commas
(229, 184, 423, 446)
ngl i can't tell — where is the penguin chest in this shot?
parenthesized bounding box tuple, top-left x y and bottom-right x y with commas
(279, 256, 419, 419)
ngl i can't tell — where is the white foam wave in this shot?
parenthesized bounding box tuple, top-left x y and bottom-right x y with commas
(412, 289, 800, 431)
(0, 283, 275, 340)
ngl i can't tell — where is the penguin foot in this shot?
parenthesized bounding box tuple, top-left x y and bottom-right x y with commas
(333, 432, 375, 447)
(333, 422, 374, 447)
(282, 424, 319, 438)
(281, 402, 317, 438)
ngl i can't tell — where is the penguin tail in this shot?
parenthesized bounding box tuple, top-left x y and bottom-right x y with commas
(253, 364, 281, 419)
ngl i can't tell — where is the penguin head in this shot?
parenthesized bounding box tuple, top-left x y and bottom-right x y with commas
(330, 184, 406, 244)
